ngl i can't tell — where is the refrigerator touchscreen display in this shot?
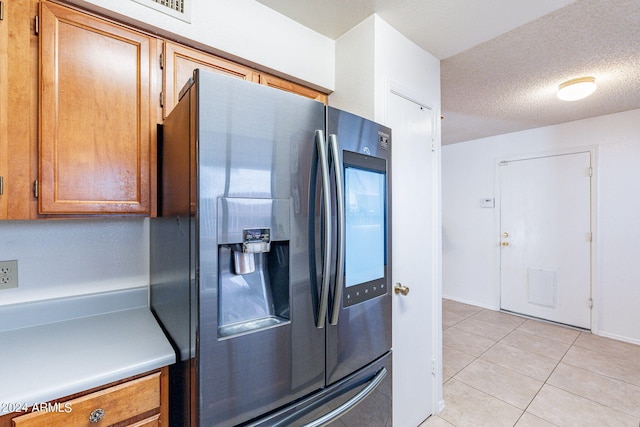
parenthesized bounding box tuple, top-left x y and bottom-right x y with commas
(344, 166, 386, 287)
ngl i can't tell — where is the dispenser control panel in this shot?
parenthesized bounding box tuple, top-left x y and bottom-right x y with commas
(242, 228, 271, 253)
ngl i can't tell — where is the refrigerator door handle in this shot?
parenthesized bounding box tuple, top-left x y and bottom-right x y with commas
(302, 367, 388, 427)
(315, 130, 332, 329)
(328, 134, 344, 325)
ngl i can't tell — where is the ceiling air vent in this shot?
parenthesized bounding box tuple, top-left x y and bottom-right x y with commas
(132, 0, 191, 23)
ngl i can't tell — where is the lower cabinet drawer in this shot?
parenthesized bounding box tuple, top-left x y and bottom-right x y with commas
(12, 373, 160, 427)
(126, 414, 160, 427)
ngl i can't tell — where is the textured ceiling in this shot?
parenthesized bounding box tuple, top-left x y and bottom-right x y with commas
(257, 0, 640, 145)
(442, 0, 640, 144)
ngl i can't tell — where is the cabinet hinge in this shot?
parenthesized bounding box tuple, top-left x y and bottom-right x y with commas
(1, 2, 5, 21)
(0, 176, 4, 195)
(588, 298, 593, 309)
(34, 15, 39, 35)
(33, 179, 38, 198)
(159, 91, 164, 108)
(588, 166, 593, 177)
(159, 52, 164, 69)
(432, 359, 436, 375)
(587, 232, 593, 242)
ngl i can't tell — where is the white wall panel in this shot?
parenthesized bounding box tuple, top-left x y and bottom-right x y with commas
(331, 15, 376, 119)
(373, 16, 441, 124)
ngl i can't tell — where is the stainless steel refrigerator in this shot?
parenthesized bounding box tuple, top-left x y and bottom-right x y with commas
(151, 69, 392, 426)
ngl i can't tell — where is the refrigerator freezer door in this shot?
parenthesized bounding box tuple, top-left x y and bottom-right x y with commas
(246, 352, 392, 427)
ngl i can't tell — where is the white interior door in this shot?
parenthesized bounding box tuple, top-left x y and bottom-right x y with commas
(500, 152, 592, 329)
(390, 92, 435, 426)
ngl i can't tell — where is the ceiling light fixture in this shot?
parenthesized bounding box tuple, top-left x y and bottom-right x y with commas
(557, 76, 597, 101)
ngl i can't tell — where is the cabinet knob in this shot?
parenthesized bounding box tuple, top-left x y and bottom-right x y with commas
(89, 408, 105, 423)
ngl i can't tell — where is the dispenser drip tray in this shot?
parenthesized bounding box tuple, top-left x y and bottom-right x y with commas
(218, 316, 289, 339)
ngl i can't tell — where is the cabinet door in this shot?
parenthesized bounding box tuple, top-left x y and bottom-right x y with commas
(0, 0, 38, 219)
(39, 1, 155, 214)
(163, 42, 259, 118)
(259, 73, 328, 104)
(0, 0, 9, 218)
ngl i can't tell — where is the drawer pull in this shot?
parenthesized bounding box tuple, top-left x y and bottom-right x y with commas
(89, 408, 105, 423)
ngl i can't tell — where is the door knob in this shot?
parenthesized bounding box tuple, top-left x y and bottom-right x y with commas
(501, 241, 509, 246)
(394, 283, 410, 296)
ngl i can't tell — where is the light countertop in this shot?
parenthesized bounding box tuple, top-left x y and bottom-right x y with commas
(0, 291, 176, 414)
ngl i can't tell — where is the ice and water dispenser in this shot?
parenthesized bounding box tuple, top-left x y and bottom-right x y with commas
(217, 198, 290, 338)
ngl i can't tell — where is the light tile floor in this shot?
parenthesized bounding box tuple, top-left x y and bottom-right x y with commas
(420, 299, 640, 427)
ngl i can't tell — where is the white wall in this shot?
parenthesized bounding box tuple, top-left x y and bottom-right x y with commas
(372, 16, 441, 125)
(330, 15, 376, 119)
(66, 0, 335, 91)
(442, 108, 640, 344)
(331, 15, 441, 122)
(0, 219, 149, 306)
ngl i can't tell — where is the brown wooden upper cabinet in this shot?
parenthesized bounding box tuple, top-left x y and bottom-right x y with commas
(38, 1, 156, 215)
(259, 74, 328, 104)
(162, 42, 328, 118)
(162, 42, 260, 119)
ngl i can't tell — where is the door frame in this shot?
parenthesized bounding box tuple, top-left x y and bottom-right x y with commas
(384, 79, 444, 417)
(494, 145, 599, 333)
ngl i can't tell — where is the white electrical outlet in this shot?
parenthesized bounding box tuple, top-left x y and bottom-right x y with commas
(0, 260, 18, 290)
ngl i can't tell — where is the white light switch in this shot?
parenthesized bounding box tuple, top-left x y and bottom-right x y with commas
(481, 198, 495, 208)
